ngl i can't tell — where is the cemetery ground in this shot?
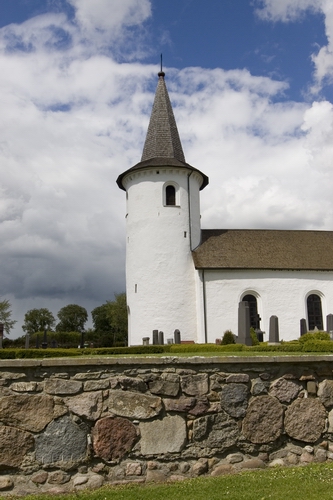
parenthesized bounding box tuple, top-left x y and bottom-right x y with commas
(6, 463, 333, 500)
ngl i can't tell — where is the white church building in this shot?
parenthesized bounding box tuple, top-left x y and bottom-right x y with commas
(117, 71, 333, 345)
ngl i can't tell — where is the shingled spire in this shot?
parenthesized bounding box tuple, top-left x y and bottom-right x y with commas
(141, 71, 185, 163)
(116, 70, 209, 191)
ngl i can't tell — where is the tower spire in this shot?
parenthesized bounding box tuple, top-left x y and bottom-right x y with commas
(141, 70, 185, 163)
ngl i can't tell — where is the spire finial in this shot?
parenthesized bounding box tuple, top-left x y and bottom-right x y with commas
(158, 53, 165, 77)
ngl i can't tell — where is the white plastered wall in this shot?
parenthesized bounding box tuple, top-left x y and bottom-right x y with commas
(195, 269, 333, 342)
(123, 167, 203, 345)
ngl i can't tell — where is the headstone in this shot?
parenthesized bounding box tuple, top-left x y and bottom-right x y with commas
(142, 337, 150, 345)
(300, 318, 307, 336)
(167, 338, 174, 344)
(269, 315, 279, 343)
(158, 331, 164, 345)
(25, 334, 30, 349)
(152, 330, 159, 345)
(238, 301, 251, 345)
(327, 314, 333, 339)
(174, 329, 181, 344)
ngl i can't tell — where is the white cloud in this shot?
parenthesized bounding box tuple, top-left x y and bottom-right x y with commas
(67, 0, 152, 57)
(255, 0, 333, 93)
(172, 68, 328, 231)
(68, 0, 151, 32)
(311, 0, 333, 90)
(255, 0, 322, 22)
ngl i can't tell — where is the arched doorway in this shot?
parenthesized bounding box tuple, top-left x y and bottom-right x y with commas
(307, 294, 323, 330)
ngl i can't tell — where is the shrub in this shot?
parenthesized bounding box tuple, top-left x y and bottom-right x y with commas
(81, 345, 171, 355)
(219, 343, 244, 352)
(250, 327, 259, 346)
(170, 343, 222, 353)
(302, 340, 333, 352)
(248, 343, 302, 352)
(299, 331, 330, 344)
(34, 331, 81, 348)
(221, 330, 235, 345)
(0, 348, 82, 359)
(169, 343, 244, 353)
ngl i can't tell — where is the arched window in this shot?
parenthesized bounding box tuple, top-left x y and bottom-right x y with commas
(165, 185, 176, 206)
(242, 294, 260, 329)
(307, 294, 323, 330)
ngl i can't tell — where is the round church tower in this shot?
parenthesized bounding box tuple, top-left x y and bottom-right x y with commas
(117, 71, 208, 345)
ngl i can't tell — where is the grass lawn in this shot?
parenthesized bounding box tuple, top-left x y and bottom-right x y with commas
(10, 463, 333, 500)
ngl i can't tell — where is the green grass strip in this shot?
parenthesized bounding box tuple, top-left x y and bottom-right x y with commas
(9, 463, 333, 500)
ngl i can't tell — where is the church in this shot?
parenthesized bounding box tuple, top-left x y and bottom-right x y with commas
(117, 70, 333, 345)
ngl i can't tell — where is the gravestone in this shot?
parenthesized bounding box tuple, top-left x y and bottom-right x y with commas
(174, 329, 181, 344)
(269, 315, 279, 343)
(238, 301, 251, 345)
(158, 331, 164, 345)
(327, 314, 333, 339)
(300, 318, 307, 336)
(152, 330, 159, 345)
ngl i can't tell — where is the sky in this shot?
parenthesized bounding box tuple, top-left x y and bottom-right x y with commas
(0, 0, 333, 337)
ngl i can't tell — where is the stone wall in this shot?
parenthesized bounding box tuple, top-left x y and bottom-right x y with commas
(0, 355, 333, 495)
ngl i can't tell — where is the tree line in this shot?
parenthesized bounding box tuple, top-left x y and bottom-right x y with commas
(0, 294, 127, 348)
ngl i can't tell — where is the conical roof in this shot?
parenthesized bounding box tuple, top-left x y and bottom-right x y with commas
(141, 71, 185, 162)
(116, 71, 208, 191)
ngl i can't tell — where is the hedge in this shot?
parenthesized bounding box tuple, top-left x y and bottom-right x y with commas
(0, 339, 332, 359)
(0, 349, 82, 359)
(170, 343, 245, 353)
(0, 345, 172, 359)
(80, 345, 171, 355)
(301, 340, 333, 352)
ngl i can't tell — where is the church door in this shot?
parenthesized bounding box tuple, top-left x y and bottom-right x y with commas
(307, 294, 323, 330)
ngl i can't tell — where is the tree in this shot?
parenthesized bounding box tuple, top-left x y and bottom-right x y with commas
(0, 299, 17, 336)
(91, 304, 111, 333)
(106, 293, 128, 346)
(22, 308, 55, 334)
(91, 293, 128, 346)
(56, 304, 88, 333)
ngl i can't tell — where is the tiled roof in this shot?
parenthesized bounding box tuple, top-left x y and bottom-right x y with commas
(192, 229, 333, 270)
